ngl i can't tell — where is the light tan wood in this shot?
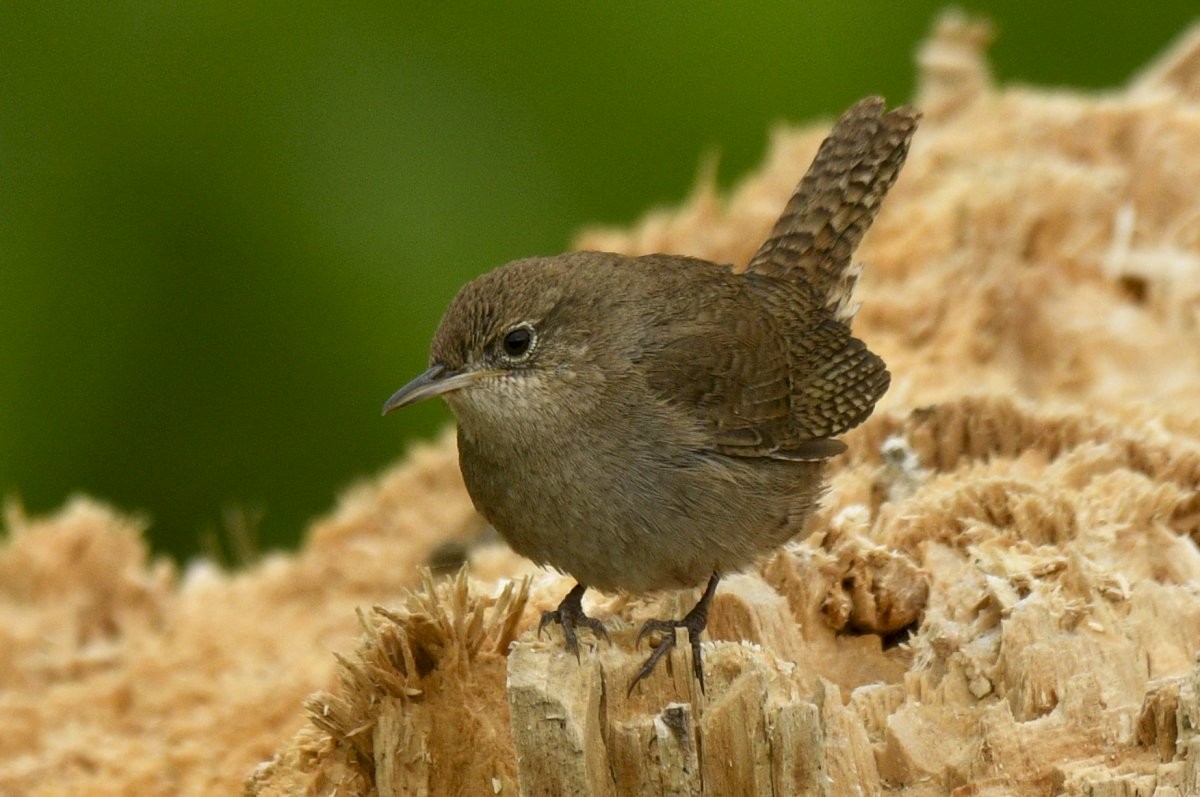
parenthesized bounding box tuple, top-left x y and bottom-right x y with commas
(7, 11, 1200, 796)
(506, 642, 615, 797)
(503, 624, 843, 797)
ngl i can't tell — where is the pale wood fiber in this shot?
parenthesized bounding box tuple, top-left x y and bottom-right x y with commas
(4, 12, 1200, 796)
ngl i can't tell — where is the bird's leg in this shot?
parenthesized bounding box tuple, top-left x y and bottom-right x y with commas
(537, 582, 610, 659)
(631, 572, 720, 692)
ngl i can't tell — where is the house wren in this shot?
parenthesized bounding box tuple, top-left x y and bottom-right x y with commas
(384, 97, 919, 688)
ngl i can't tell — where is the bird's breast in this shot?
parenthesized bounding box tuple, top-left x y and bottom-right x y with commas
(451, 395, 826, 594)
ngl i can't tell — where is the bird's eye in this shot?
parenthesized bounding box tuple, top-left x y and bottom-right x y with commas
(501, 325, 534, 359)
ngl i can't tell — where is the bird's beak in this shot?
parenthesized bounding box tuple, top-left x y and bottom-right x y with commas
(381, 364, 486, 415)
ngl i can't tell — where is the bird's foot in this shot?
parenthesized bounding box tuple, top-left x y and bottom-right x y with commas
(630, 573, 720, 693)
(537, 582, 609, 660)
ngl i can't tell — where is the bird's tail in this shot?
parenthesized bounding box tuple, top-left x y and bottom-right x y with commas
(745, 97, 920, 322)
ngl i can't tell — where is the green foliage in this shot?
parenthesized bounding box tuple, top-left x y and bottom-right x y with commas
(2, 3, 1195, 558)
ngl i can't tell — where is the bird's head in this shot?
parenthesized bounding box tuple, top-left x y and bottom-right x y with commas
(382, 254, 622, 429)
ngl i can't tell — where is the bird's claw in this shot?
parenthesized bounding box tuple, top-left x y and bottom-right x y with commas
(627, 573, 720, 695)
(629, 615, 706, 694)
(538, 584, 609, 660)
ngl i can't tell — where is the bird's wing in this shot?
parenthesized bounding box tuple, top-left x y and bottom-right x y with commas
(634, 93, 917, 461)
(748, 274, 890, 445)
(639, 271, 879, 461)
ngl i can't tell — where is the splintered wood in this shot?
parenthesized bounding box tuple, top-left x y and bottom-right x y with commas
(505, 635, 842, 796)
(7, 11, 1200, 797)
(277, 396, 1200, 796)
(272, 12, 1200, 793)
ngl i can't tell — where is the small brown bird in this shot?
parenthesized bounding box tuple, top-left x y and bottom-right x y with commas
(384, 97, 919, 689)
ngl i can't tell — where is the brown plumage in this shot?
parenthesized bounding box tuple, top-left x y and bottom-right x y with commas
(384, 97, 920, 688)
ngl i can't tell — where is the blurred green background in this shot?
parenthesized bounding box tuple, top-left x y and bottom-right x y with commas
(2, 3, 1195, 561)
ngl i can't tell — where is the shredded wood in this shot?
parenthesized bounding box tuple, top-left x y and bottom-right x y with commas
(5, 12, 1200, 796)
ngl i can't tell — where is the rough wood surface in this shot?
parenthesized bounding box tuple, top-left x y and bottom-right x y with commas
(5, 11, 1200, 796)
